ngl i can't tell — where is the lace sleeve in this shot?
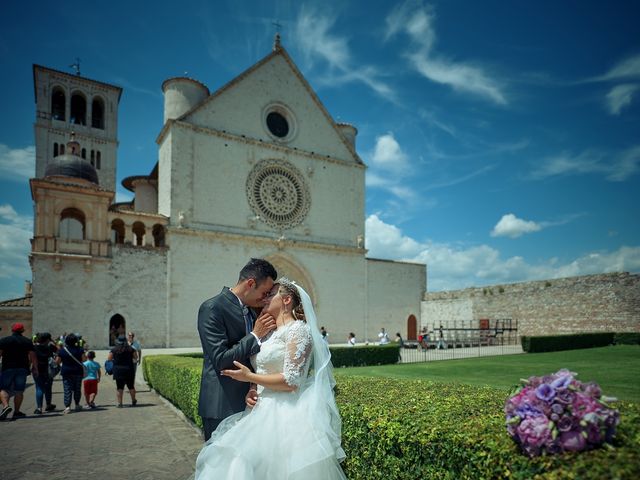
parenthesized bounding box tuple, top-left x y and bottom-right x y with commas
(282, 321, 312, 388)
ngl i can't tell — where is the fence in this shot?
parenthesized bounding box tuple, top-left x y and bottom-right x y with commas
(399, 318, 522, 363)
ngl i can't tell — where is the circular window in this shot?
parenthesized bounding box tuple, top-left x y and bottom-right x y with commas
(246, 160, 310, 229)
(266, 112, 289, 138)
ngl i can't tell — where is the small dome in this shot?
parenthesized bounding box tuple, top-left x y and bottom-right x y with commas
(45, 154, 99, 185)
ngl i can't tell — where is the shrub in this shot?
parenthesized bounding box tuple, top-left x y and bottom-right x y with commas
(337, 377, 640, 480)
(614, 332, 640, 345)
(143, 356, 640, 479)
(171, 344, 402, 368)
(330, 344, 400, 368)
(521, 332, 615, 353)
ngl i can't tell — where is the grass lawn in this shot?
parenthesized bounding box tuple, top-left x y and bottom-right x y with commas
(334, 345, 640, 402)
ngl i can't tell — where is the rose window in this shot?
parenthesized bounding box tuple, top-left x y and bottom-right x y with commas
(246, 160, 310, 229)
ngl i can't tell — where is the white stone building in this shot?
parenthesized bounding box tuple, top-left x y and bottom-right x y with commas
(27, 39, 425, 348)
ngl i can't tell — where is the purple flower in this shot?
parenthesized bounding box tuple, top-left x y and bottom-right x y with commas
(555, 390, 575, 405)
(551, 374, 573, 390)
(559, 431, 586, 451)
(551, 403, 564, 415)
(517, 416, 552, 449)
(582, 382, 602, 399)
(557, 415, 574, 432)
(516, 403, 544, 419)
(535, 383, 556, 402)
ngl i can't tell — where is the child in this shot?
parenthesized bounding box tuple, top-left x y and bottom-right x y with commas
(83, 351, 101, 409)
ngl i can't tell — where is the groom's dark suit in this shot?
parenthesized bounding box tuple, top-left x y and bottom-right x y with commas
(197, 287, 260, 438)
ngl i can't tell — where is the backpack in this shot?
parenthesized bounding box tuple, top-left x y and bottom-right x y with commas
(104, 360, 114, 375)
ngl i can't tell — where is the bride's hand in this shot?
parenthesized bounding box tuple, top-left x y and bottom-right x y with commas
(221, 361, 251, 382)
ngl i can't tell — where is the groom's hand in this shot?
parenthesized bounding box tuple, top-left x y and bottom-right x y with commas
(253, 312, 276, 338)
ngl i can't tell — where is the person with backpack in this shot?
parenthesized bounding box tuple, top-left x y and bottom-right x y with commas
(56, 333, 86, 414)
(107, 335, 138, 408)
(33, 332, 57, 414)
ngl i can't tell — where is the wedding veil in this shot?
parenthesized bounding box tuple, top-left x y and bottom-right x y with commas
(293, 281, 346, 463)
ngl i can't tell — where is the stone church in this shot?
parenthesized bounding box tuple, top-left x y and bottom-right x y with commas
(21, 38, 426, 348)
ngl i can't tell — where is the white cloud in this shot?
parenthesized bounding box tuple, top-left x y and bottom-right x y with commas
(0, 204, 32, 283)
(386, 1, 507, 105)
(0, 144, 35, 181)
(491, 213, 541, 238)
(593, 54, 640, 83)
(606, 83, 639, 115)
(365, 214, 640, 291)
(293, 6, 396, 101)
(531, 147, 640, 182)
(370, 133, 409, 173)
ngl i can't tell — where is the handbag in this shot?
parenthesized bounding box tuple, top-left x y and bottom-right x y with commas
(48, 356, 61, 378)
(63, 346, 88, 377)
(104, 359, 114, 375)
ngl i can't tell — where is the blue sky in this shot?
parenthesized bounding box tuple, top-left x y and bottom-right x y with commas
(1, 0, 639, 299)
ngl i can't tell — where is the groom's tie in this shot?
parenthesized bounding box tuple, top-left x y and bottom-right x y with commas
(242, 306, 253, 335)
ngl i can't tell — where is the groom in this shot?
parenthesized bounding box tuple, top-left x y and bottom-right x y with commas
(197, 258, 277, 441)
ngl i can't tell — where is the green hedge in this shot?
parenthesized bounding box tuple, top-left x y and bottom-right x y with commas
(521, 332, 615, 353)
(143, 355, 640, 479)
(330, 344, 400, 367)
(614, 332, 640, 345)
(169, 344, 401, 368)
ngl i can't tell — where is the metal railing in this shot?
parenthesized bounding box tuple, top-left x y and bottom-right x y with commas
(399, 319, 522, 363)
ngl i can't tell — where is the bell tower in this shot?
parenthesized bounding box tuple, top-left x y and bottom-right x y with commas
(32, 64, 122, 192)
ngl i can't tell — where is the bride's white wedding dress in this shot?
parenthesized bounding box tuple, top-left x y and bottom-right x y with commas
(195, 320, 347, 479)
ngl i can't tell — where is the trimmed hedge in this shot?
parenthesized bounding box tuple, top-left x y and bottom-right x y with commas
(614, 332, 640, 345)
(169, 344, 401, 368)
(143, 355, 640, 479)
(521, 332, 615, 353)
(330, 344, 400, 367)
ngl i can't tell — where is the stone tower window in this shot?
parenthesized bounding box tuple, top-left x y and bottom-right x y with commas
(96, 151, 101, 169)
(152, 224, 165, 247)
(51, 87, 66, 121)
(70, 92, 87, 126)
(92, 97, 105, 129)
(81, 148, 86, 159)
(266, 111, 289, 138)
(132, 221, 146, 246)
(59, 208, 85, 240)
(111, 219, 125, 244)
(53, 143, 59, 157)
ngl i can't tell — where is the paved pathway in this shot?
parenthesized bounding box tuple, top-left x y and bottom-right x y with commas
(0, 348, 204, 480)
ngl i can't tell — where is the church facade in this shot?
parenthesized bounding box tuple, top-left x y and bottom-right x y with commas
(28, 41, 426, 348)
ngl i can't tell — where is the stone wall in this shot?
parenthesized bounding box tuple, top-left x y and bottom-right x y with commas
(422, 272, 640, 337)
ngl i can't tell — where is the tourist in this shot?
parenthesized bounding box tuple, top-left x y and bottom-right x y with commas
(378, 327, 390, 345)
(320, 325, 329, 343)
(197, 258, 277, 441)
(127, 331, 142, 373)
(33, 332, 57, 414)
(83, 351, 101, 409)
(107, 335, 138, 408)
(195, 278, 346, 479)
(0, 323, 38, 420)
(395, 332, 404, 347)
(347, 332, 356, 346)
(437, 325, 446, 350)
(57, 333, 86, 414)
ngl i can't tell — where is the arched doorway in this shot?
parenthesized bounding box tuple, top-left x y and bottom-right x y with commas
(407, 314, 417, 341)
(109, 314, 126, 346)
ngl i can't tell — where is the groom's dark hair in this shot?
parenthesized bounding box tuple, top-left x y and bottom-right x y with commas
(238, 258, 277, 285)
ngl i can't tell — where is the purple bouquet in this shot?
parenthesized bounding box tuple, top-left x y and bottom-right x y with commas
(505, 369, 620, 457)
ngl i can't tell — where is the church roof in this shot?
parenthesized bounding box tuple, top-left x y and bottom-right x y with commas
(158, 43, 363, 165)
(0, 295, 32, 308)
(45, 153, 100, 185)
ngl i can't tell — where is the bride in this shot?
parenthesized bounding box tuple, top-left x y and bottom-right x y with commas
(194, 278, 347, 479)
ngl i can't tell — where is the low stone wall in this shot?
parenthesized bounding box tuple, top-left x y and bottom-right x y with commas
(422, 272, 640, 337)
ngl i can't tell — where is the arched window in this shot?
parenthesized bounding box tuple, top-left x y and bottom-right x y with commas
(70, 92, 87, 125)
(152, 224, 165, 247)
(111, 219, 125, 244)
(109, 314, 126, 346)
(81, 148, 86, 159)
(132, 221, 146, 246)
(59, 144, 65, 155)
(53, 143, 59, 157)
(91, 97, 105, 129)
(96, 151, 101, 169)
(51, 87, 65, 121)
(90, 150, 95, 166)
(59, 208, 85, 240)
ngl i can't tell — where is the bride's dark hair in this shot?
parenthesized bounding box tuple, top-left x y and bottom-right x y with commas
(277, 278, 306, 322)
